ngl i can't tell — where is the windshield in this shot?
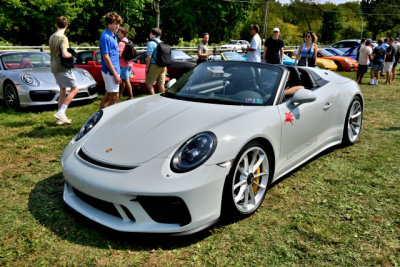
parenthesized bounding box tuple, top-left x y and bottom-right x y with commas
(327, 48, 344, 56)
(283, 54, 292, 60)
(222, 52, 245, 61)
(172, 50, 193, 61)
(228, 40, 239, 45)
(319, 49, 335, 57)
(1, 52, 51, 70)
(165, 61, 282, 106)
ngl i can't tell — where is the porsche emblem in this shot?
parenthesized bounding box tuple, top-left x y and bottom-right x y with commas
(105, 148, 113, 153)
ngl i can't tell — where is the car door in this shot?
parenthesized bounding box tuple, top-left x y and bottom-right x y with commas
(277, 73, 335, 171)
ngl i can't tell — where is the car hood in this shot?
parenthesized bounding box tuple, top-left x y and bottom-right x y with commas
(81, 95, 254, 166)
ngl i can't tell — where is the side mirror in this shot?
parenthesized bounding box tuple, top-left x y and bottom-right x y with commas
(289, 89, 316, 107)
(166, 78, 177, 89)
(87, 61, 96, 66)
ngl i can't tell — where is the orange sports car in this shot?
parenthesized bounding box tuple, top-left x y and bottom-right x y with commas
(318, 49, 358, 71)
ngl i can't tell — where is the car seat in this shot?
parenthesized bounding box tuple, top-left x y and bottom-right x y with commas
(225, 66, 259, 95)
(20, 58, 33, 68)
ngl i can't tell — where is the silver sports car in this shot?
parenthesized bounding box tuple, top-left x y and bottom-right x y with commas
(0, 51, 97, 109)
(61, 61, 363, 235)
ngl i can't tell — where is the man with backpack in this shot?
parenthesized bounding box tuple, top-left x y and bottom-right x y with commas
(118, 26, 134, 99)
(145, 28, 170, 95)
(369, 38, 385, 85)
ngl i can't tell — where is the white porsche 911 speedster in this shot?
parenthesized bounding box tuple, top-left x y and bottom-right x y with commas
(61, 61, 363, 235)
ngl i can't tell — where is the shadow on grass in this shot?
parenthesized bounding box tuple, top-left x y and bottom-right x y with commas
(28, 144, 347, 250)
(18, 122, 81, 138)
(380, 126, 400, 132)
(0, 99, 95, 114)
(28, 173, 214, 250)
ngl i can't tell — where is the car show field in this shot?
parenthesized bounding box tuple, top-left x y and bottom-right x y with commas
(0, 69, 399, 265)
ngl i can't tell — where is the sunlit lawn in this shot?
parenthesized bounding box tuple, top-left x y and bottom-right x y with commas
(0, 71, 399, 265)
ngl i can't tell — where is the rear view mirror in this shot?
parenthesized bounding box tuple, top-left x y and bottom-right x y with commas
(289, 89, 316, 107)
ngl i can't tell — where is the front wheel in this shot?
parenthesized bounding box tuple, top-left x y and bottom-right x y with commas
(222, 141, 271, 218)
(342, 96, 363, 145)
(4, 82, 20, 109)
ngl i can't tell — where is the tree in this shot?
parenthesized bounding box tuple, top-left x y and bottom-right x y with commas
(0, 0, 95, 45)
(361, 0, 400, 40)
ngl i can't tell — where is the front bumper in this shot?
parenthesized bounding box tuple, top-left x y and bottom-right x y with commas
(62, 145, 230, 234)
(17, 83, 97, 107)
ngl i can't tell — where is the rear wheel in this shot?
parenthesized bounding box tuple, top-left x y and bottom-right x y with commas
(342, 96, 363, 145)
(222, 141, 271, 218)
(4, 82, 20, 109)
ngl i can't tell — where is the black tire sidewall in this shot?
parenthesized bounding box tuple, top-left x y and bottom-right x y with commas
(343, 96, 362, 146)
(221, 140, 272, 219)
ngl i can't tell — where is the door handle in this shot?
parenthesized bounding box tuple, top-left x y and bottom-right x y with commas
(323, 102, 332, 110)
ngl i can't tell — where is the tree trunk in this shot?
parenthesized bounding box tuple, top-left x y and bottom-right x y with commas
(154, 0, 160, 28)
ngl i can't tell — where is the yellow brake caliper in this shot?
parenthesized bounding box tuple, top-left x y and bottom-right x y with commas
(252, 155, 261, 193)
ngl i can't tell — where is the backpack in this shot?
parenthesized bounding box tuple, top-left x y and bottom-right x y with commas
(122, 41, 136, 60)
(152, 39, 172, 67)
(373, 46, 385, 63)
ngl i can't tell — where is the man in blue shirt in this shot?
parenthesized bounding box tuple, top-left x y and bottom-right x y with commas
(145, 28, 167, 95)
(99, 12, 122, 109)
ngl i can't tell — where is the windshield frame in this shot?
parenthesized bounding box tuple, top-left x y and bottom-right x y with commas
(164, 61, 283, 106)
(0, 51, 51, 70)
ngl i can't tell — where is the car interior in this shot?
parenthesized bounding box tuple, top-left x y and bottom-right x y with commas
(281, 66, 323, 103)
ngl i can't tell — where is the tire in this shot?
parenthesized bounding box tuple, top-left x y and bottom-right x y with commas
(222, 141, 272, 218)
(336, 61, 342, 71)
(4, 82, 20, 109)
(342, 96, 363, 146)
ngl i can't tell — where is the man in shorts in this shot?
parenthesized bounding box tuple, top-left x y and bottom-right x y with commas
(49, 16, 78, 124)
(99, 12, 122, 109)
(117, 26, 133, 99)
(145, 28, 167, 95)
(370, 38, 385, 85)
(356, 39, 372, 84)
(383, 37, 397, 85)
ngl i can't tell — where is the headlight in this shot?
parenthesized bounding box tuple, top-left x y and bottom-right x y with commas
(81, 69, 94, 80)
(171, 132, 217, 173)
(75, 110, 103, 141)
(20, 73, 40, 86)
(129, 70, 135, 78)
(344, 58, 350, 63)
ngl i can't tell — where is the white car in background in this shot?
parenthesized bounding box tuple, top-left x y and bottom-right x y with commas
(221, 40, 250, 52)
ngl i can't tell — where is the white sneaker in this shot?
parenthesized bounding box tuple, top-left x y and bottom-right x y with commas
(55, 119, 65, 125)
(53, 113, 71, 124)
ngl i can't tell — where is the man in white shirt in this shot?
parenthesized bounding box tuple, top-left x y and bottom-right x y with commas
(245, 24, 261, 62)
(357, 39, 372, 84)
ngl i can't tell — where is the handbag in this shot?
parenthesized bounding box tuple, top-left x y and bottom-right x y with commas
(60, 47, 76, 69)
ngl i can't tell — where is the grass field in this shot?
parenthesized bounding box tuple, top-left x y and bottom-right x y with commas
(0, 71, 399, 266)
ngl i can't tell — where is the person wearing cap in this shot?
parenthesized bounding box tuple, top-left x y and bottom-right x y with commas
(263, 27, 284, 64)
(244, 24, 262, 62)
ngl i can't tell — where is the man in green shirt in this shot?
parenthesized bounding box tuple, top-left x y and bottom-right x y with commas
(49, 16, 78, 125)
